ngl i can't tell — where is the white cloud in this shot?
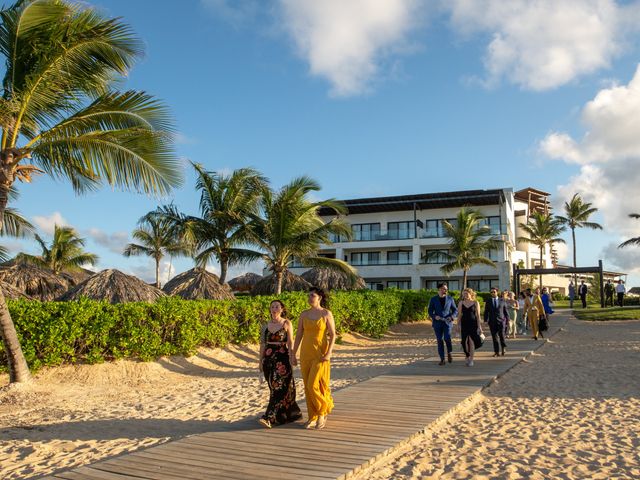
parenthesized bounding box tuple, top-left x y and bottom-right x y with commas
(277, 0, 426, 97)
(447, 0, 633, 90)
(540, 65, 640, 272)
(602, 241, 640, 275)
(86, 228, 130, 255)
(127, 259, 175, 286)
(554, 241, 570, 264)
(32, 212, 68, 235)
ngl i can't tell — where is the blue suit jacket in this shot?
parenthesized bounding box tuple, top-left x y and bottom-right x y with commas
(428, 295, 458, 322)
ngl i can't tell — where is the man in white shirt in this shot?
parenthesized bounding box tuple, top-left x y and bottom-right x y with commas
(616, 280, 626, 307)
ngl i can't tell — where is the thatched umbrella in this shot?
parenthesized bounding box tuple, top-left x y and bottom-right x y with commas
(57, 269, 166, 303)
(60, 267, 95, 286)
(228, 272, 262, 292)
(163, 268, 235, 300)
(0, 280, 33, 300)
(251, 270, 312, 296)
(0, 263, 69, 301)
(301, 267, 366, 291)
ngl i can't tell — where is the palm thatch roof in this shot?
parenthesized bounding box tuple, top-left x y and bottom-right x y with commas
(0, 263, 70, 301)
(251, 270, 312, 296)
(228, 272, 263, 292)
(301, 267, 366, 291)
(60, 267, 95, 286)
(57, 269, 166, 303)
(163, 268, 235, 300)
(0, 280, 33, 300)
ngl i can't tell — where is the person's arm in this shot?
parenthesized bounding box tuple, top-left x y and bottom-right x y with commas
(284, 319, 295, 361)
(428, 297, 437, 320)
(483, 302, 489, 322)
(476, 301, 483, 332)
(320, 311, 336, 362)
(291, 314, 305, 366)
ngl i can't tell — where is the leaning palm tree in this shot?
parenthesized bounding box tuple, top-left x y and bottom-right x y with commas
(153, 163, 267, 284)
(428, 207, 501, 289)
(518, 212, 566, 287)
(0, 0, 181, 383)
(247, 176, 355, 294)
(123, 215, 185, 288)
(556, 193, 602, 286)
(18, 225, 98, 274)
(0, 187, 34, 261)
(618, 214, 640, 248)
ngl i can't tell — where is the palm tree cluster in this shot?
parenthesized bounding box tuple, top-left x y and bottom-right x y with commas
(132, 164, 355, 295)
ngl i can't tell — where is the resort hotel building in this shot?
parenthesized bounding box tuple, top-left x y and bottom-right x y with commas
(288, 187, 626, 293)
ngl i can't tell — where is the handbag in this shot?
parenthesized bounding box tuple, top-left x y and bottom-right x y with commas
(538, 315, 549, 332)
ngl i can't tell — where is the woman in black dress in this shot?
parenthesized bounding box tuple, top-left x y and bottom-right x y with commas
(455, 288, 484, 367)
(258, 300, 302, 428)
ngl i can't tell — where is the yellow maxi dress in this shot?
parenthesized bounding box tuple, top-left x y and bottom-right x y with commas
(299, 314, 334, 422)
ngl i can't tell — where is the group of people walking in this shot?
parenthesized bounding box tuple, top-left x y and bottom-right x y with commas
(257, 283, 555, 430)
(428, 283, 553, 367)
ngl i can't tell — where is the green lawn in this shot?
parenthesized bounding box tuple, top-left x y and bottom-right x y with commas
(573, 307, 640, 321)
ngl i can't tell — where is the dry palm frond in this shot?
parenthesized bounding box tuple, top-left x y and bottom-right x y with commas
(228, 272, 262, 292)
(301, 267, 366, 291)
(163, 268, 235, 300)
(0, 280, 33, 300)
(0, 263, 70, 301)
(58, 269, 165, 303)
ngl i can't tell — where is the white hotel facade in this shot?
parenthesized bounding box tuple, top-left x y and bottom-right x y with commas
(289, 187, 585, 292)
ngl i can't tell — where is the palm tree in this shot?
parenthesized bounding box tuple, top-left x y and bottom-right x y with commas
(0, 187, 34, 261)
(152, 163, 267, 284)
(123, 215, 186, 288)
(0, 1, 181, 383)
(18, 225, 97, 273)
(618, 214, 640, 248)
(427, 207, 501, 289)
(556, 193, 602, 286)
(247, 176, 355, 294)
(518, 212, 566, 287)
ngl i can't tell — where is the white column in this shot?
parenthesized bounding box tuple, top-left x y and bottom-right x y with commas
(412, 244, 421, 265)
(335, 247, 344, 262)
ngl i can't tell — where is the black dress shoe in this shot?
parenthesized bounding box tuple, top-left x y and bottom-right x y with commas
(492, 353, 499, 357)
(447, 352, 453, 363)
(501, 347, 506, 356)
(438, 360, 446, 366)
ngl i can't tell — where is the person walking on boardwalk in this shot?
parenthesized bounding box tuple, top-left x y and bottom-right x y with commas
(579, 280, 588, 308)
(428, 283, 458, 365)
(291, 287, 335, 430)
(524, 287, 545, 340)
(616, 280, 626, 307)
(516, 292, 527, 335)
(604, 280, 615, 307)
(506, 291, 519, 339)
(258, 300, 302, 428)
(455, 288, 484, 367)
(541, 287, 554, 324)
(568, 281, 576, 308)
(484, 287, 509, 356)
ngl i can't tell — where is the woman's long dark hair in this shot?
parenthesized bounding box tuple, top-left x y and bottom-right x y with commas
(309, 286, 329, 308)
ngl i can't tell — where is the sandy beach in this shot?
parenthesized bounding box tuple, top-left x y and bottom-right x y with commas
(355, 318, 640, 480)
(0, 321, 434, 479)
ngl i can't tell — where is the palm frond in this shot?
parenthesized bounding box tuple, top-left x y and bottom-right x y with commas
(1, 206, 33, 237)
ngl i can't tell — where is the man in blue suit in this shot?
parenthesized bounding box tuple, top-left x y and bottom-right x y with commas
(428, 283, 458, 365)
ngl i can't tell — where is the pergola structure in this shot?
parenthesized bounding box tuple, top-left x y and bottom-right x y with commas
(513, 260, 605, 308)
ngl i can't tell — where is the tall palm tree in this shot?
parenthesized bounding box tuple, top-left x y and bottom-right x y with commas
(153, 163, 267, 284)
(18, 225, 97, 273)
(0, 187, 34, 261)
(618, 214, 640, 248)
(0, 0, 181, 383)
(518, 212, 566, 287)
(123, 215, 185, 288)
(556, 193, 602, 286)
(247, 176, 355, 294)
(428, 207, 501, 289)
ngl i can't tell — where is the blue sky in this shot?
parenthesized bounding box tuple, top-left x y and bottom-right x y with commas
(9, 0, 640, 287)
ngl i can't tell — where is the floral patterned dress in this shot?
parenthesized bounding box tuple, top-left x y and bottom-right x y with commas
(261, 326, 302, 426)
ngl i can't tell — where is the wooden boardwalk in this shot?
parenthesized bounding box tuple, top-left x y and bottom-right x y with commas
(44, 314, 567, 480)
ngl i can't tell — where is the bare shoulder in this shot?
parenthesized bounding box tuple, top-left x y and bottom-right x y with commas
(324, 308, 334, 319)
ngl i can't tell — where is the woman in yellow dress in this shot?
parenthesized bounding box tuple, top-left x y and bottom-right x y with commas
(291, 287, 336, 430)
(524, 287, 545, 340)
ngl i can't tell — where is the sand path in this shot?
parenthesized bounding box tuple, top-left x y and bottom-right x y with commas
(354, 318, 640, 480)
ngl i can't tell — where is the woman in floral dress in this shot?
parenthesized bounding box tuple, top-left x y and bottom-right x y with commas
(258, 300, 302, 428)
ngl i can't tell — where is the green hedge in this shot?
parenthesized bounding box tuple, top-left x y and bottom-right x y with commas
(0, 289, 442, 372)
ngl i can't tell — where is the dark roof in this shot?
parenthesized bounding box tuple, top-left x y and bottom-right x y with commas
(319, 189, 506, 216)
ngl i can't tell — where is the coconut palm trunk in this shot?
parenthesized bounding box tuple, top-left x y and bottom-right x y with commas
(274, 268, 284, 295)
(155, 256, 161, 289)
(0, 185, 31, 382)
(539, 246, 544, 288)
(462, 268, 468, 290)
(572, 227, 577, 288)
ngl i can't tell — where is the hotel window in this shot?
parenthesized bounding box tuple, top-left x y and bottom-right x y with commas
(467, 279, 497, 292)
(423, 219, 440, 238)
(423, 249, 450, 264)
(366, 281, 384, 291)
(425, 279, 460, 291)
(352, 223, 381, 241)
(387, 250, 412, 265)
(387, 221, 415, 239)
(351, 251, 381, 266)
(479, 216, 501, 234)
(387, 280, 412, 290)
(484, 248, 500, 261)
(288, 256, 304, 267)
